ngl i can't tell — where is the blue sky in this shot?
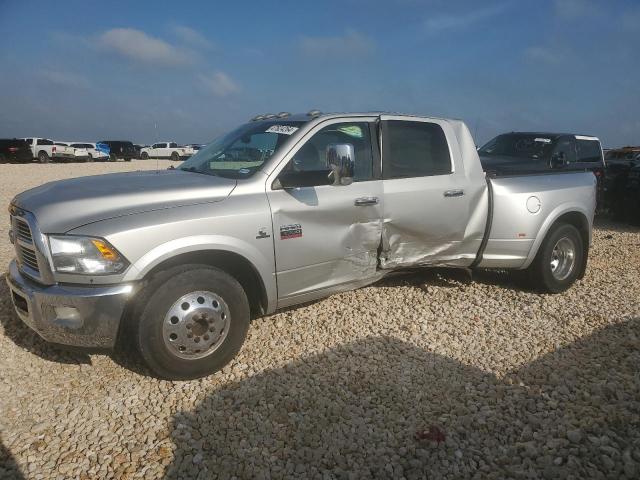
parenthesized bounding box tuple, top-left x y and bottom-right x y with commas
(0, 0, 638, 147)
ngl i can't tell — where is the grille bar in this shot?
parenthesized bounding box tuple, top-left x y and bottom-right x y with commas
(19, 245, 40, 272)
(16, 219, 33, 243)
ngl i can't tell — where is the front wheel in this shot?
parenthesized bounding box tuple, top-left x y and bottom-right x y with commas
(109, 153, 117, 162)
(171, 151, 180, 161)
(86, 154, 94, 163)
(141, 152, 149, 160)
(526, 223, 584, 293)
(132, 265, 250, 379)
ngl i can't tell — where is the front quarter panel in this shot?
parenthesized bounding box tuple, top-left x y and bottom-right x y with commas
(69, 187, 277, 311)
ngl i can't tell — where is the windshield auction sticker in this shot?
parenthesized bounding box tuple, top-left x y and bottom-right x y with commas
(266, 125, 299, 135)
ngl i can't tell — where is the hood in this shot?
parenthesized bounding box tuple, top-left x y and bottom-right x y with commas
(13, 169, 236, 233)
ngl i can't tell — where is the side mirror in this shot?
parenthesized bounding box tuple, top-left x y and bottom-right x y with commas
(550, 151, 566, 168)
(325, 143, 355, 186)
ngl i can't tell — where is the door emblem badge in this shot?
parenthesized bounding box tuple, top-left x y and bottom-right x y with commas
(280, 224, 302, 240)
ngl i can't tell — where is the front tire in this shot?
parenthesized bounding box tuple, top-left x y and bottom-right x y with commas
(132, 265, 250, 379)
(526, 223, 583, 293)
(86, 154, 93, 162)
(141, 152, 149, 160)
(109, 153, 117, 162)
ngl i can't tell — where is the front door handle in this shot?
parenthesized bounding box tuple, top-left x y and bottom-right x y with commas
(354, 196, 379, 206)
(443, 189, 464, 198)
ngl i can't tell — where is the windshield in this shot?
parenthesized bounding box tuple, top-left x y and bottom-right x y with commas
(179, 121, 305, 179)
(479, 134, 556, 160)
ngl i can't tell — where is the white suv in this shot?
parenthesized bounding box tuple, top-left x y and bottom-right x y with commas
(140, 142, 193, 161)
(69, 143, 110, 161)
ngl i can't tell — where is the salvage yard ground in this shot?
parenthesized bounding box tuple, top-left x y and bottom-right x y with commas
(1, 161, 639, 479)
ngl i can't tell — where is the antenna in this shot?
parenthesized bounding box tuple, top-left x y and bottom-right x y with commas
(154, 121, 159, 171)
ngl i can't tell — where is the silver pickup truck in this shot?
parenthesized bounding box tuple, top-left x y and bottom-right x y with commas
(6, 112, 596, 379)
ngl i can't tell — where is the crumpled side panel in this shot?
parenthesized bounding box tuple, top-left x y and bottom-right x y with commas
(379, 220, 463, 269)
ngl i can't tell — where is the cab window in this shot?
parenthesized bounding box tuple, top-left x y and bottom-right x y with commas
(576, 139, 602, 163)
(285, 122, 373, 182)
(382, 120, 452, 178)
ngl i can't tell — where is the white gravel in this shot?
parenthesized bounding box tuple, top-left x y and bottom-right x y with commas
(1, 161, 639, 479)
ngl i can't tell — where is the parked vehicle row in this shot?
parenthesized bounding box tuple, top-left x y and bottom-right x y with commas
(0, 137, 200, 163)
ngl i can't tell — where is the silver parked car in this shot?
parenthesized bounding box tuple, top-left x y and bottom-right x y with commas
(6, 112, 596, 379)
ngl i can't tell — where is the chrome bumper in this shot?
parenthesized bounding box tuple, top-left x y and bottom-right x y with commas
(5, 260, 133, 348)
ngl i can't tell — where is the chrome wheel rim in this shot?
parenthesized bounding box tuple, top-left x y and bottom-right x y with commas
(550, 237, 576, 281)
(162, 291, 230, 360)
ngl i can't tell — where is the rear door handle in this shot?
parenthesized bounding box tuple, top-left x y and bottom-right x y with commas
(443, 189, 464, 198)
(354, 196, 379, 206)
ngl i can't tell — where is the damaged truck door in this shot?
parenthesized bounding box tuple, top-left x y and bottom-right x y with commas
(268, 119, 383, 304)
(379, 116, 488, 269)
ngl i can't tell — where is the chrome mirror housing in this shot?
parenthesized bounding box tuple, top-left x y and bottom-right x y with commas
(325, 143, 355, 186)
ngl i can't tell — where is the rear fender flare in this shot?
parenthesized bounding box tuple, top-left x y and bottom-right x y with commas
(521, 204, 592, 270)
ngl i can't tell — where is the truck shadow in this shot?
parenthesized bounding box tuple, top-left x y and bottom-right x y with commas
(0, 281, 92, 365)
(162, 318, 640, 479)
(0, 435, 25, 479)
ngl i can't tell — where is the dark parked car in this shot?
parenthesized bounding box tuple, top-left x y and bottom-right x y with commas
(604, 148, 640, 223)
(479, 132, 605, 207)
(602, 147, 640, 219)
(98, 140, 136, 161)
(0, 138, 33, 163)
(133, 144, 143, 159)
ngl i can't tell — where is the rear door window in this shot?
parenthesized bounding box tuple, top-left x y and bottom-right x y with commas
(169, 142, 178, 148)
(575, 139, 602, 163)
(382, 120, 452, 178)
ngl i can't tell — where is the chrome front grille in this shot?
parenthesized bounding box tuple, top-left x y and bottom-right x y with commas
(15, 218, 33, 243)
(9, 208, 54, 284)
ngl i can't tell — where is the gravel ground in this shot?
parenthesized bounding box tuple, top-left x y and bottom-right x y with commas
(1, 161, 639, 479)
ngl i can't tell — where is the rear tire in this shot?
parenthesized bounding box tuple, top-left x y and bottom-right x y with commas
(171, 151, 180, 161)
(87, 154, 93, 163)
(38, 151, 49, 163)
(0, 154, 6, 163)
(131, 265, 250, 380)
(526, 223, 583, 293)
(141, 152, 149, 160)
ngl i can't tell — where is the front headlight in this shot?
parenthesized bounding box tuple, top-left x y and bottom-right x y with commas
(48, 235, 129, 275)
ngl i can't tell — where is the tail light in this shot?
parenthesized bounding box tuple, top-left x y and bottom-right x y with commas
(8, 147, 18, 153)
(52, 146, 57, 153)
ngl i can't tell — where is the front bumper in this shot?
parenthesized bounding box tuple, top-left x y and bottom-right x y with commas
(5, 260, 133, 348)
